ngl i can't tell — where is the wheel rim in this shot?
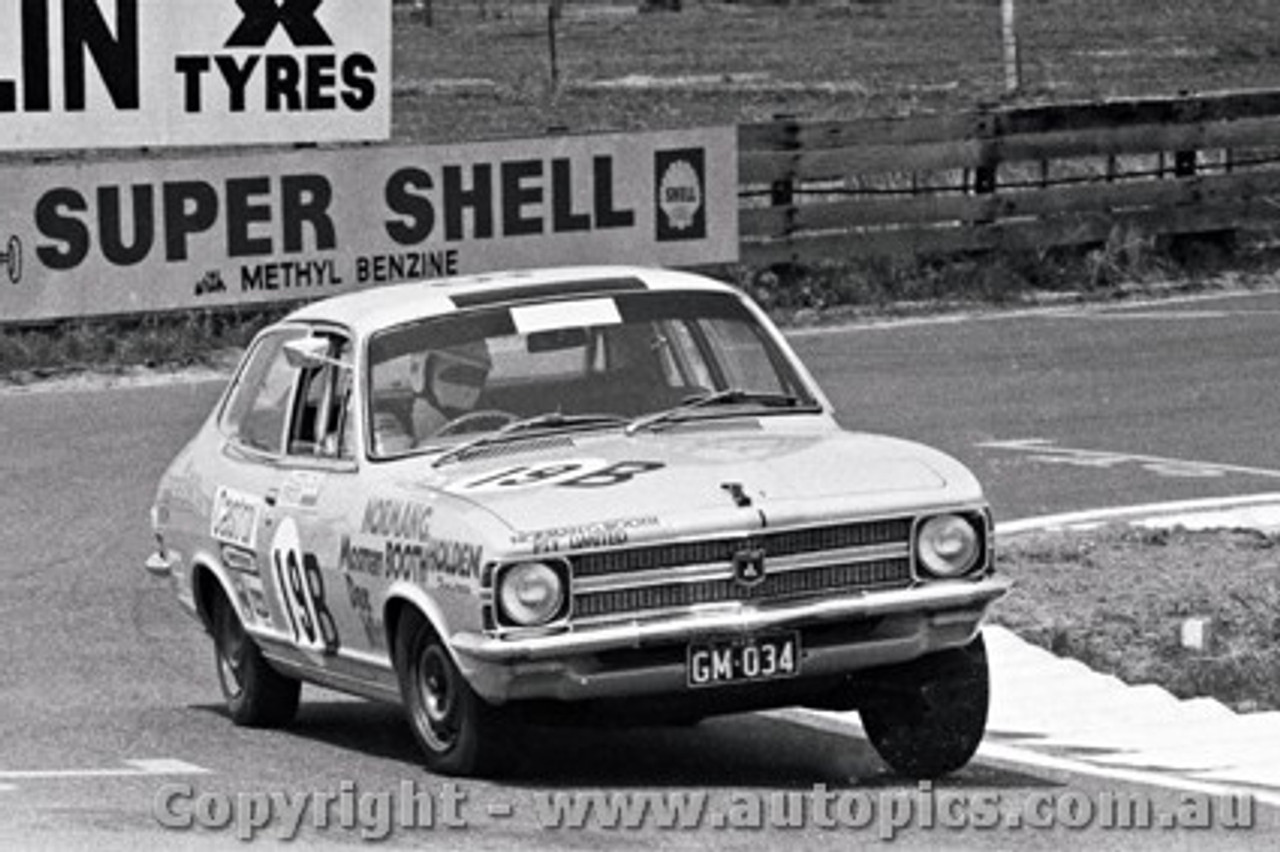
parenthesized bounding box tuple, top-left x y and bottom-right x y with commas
(215, 605, 247, 700)
(411, 644, 459, 753)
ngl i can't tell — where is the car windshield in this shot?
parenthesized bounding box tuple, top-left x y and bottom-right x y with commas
(364, 290, 819, 459)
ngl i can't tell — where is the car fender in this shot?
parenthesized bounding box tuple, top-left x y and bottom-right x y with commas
(186, 546, 244, 632)
(381, 581, 464, 674)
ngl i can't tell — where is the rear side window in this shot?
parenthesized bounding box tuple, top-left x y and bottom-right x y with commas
(221, 329, 307, 454)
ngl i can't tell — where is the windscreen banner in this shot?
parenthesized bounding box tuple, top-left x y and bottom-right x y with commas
(0, 127, 740, 322)
(0, 0, 391, 150)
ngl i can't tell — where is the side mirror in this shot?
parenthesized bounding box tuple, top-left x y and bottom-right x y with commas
(283, 337, 349, 370)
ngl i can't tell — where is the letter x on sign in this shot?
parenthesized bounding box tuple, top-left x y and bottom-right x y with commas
(226, 0, 333, 48)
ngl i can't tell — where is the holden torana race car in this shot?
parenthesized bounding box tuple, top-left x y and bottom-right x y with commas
(145, 265, 1010, 778)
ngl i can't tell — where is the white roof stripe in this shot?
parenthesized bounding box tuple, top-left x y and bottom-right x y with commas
(283, 265, 734, 336)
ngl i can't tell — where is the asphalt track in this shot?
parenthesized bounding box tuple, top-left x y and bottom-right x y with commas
(2, 288, 1280, 848)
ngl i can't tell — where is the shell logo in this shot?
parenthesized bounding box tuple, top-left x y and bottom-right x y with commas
(658, 159, 703, 233)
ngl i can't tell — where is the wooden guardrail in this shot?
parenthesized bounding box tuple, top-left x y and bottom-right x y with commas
(739, 89, 1280, 266)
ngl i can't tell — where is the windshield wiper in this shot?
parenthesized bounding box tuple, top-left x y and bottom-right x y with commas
(431, 412, 627, 468)
(624, 388, 806, 435)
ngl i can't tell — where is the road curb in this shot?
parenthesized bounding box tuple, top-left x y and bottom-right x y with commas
(787, 496, 1280, 804)
(979, 497, 1280, 800)
(997, 492, 1280, 538)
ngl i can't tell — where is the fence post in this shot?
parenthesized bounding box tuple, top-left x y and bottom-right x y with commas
(414, 0, 433, 27)
(770, 114, 798, 212)
(1001, 0, 1021, 95)
(769, 115, 800, 270)
(972, 107, 999, 226)
(546, 0, 566, 91)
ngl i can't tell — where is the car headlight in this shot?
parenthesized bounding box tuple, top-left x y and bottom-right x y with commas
(497, 562, 567, 627)
(916, 514, 981, 578)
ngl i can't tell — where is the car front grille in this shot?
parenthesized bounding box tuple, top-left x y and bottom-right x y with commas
(568, 517, 915, 623)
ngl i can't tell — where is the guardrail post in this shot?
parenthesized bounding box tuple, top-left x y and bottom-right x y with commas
(1001, 0, 1021, 95)
(972, 107, 999, 227)
(770, 114, 798, 212)
(768, 115, 800, 273)
(770, 177, 794, 208)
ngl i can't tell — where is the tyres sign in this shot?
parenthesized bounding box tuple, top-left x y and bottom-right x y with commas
(0, 0, 391, 150)
(0, 126, 739, 321)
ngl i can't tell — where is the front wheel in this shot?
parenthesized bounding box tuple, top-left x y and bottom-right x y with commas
(859, 633, 990, 779)
(211, 592, 300, 728)
(396, 616, 509, 776)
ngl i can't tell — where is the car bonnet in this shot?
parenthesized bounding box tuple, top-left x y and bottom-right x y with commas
(425, 428, 980, 541)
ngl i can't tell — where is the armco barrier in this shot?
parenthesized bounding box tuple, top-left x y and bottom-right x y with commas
(739, 88, 1280, 266)
(6, 88, 1280, 326)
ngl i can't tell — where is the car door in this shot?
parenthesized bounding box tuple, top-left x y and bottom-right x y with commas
(211, 325, 311, 658)
(255, 330, 374, 683)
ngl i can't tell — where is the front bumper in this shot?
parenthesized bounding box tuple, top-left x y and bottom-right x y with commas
(453, 577, 1011, 704)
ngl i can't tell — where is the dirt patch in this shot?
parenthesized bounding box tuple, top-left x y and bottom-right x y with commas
(993, 524, 1280, 713)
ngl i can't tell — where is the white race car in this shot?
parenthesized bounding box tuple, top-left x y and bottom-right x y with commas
(145, 265, 1009, 777)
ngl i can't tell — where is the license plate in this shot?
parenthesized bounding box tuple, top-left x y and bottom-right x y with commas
(686, 632, 801, 688)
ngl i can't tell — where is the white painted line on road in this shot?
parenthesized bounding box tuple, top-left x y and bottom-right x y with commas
(997, 491, 1280, 536)
(0, 783, 15, 793)
(783, 286, 1280, 338)
(0, 758, 210, 782)
(976, 742, 1280, 810)
(1086, 310, 1236, 319)
(980, 438, 1280, 480)
(778, 707, 1280, 808)
(780, 495, 1280, 805)
(1074, 308, 1280, 321)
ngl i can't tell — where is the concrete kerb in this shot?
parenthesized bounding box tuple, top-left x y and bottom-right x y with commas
(998, 492, 1280, 537)
(785, 493, 1280, 806)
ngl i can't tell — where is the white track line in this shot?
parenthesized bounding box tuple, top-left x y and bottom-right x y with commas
(779, 708, 1280, 808)
(0, 759, 209, 783)
(784, 493, 1280, 807)
(999, 491, 1280, 536)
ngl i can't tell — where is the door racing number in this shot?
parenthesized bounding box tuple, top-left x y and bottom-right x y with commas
(269, 517, 340, 656)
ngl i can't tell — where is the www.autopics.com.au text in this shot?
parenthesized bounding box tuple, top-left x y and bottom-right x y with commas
(152, 780, 1257, 842)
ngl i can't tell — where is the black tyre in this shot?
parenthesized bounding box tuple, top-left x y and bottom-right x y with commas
(211, 592, 300, 728)
(396, 615, 508, 777)
(860, 633, 990, 779)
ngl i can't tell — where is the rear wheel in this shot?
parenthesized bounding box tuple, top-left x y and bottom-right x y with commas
(859, 633, 990, 779)
(211, 592, 300, 727)
(396, 616, 509, 777)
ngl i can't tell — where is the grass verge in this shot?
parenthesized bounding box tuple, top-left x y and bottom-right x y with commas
(994, 524, 1280, 713)
(0, 308, 290, 385)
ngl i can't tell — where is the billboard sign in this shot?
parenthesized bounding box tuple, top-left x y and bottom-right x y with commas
(0, 127, 740, 322)
(0, 0, 391, 150)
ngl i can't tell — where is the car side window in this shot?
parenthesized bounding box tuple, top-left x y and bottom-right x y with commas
(287, 335, 354, 460)
(221, 329, 307, 454)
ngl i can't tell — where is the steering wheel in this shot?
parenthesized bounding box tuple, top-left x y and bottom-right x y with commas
(434, 409, 520, 436)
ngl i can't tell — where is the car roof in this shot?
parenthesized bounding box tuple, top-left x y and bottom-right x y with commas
(282, 265, 740, 337)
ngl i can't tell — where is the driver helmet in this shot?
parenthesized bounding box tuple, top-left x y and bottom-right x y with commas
(411, 340, 492, 415)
